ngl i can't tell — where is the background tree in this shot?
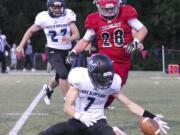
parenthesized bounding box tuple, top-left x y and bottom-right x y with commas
(0, 0, 180, 70)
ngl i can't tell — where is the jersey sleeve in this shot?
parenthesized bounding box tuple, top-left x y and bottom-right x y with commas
(66, 9, 76, 24)
(120, 5, 138, 21)
(84, 12, 97, 30)
(110, 74, 122, 94)
(34, 11, 46, 28)
(68, 68, 81, 87)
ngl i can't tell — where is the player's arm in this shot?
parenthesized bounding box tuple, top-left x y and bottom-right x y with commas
(62, 22, 80, 43)
(64, 85, 79, 117)
(16, 24, 41, 57)
(128, 18, 148, 42)
(132, 29, 144, 51)
(18, 24, 41, 48)
(66, 29, 95, 65)
(124, 18, 148, 53)
(113, 91, 169, 134)
(69, 22, 80, 42)
(73, 28, 95, 54)
(113, 91, 145, 116)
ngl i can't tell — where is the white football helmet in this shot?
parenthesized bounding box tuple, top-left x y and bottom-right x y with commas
(95, 0, 120, 20)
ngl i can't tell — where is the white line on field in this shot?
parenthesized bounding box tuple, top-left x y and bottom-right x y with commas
(6, 113, 48, 116)
(150, 76, 180, 80)
(8, 88, 44, 135)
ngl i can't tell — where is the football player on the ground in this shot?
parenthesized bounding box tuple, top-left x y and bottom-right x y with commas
(16, 0, 80, 104)
(39, 54, 169, 135)
(66, 0, 148, 108)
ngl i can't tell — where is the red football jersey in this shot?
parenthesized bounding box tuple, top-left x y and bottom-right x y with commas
(85, 5, 138, 64)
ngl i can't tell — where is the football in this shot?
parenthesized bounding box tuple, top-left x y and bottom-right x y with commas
(139, 117, 160, 135)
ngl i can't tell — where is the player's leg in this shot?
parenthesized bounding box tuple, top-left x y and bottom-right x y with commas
(90, 119, 126, 135)
(89, 119, 115, 135)
(48, 50, 70, 98)
(105, 62, 130, 108)
(38, 120, 78, 135)
(43, 75, 59, 105)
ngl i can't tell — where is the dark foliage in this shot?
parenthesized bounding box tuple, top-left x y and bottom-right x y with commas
(0, 0, 180, 70)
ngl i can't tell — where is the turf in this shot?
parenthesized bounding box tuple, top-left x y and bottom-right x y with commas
(0, 71, 179, 135)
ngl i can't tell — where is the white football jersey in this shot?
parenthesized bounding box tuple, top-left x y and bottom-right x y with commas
(35, 9, 76, 50)
(68, 67, 122, 121)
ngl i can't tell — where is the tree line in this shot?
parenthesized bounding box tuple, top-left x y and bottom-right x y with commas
(0, 0, 180, 70)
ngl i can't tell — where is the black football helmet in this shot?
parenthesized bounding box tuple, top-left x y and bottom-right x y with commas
(88, 53, 114, 89)
(47, 0, 66, 18)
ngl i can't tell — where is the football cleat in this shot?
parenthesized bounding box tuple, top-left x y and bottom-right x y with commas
(42, 84, 54, 105)
(113, 126, 127, 135)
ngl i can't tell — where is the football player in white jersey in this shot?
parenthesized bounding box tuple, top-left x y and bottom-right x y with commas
(39, 54, 169, 135)
(16, 0, 80, 103)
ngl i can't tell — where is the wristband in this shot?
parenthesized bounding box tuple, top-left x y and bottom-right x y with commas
(74, 112, 81, 120)
(71, 49, 77, 55)
(133, 38, 140, 44)
(143, 110, 156, 119)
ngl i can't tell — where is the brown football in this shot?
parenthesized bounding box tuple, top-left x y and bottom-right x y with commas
(139, 117, 160, 135)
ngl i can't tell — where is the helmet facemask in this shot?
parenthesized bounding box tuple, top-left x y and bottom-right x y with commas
(89, 71, 114, 89)
(96, 0, 120, 20)
(97, 4, 119, 20)
(48, 1, 65, 18)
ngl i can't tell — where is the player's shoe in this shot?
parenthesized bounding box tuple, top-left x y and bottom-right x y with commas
(106, 105, 115, 111)
(42, 84, 53, 105)
(113, 127, 127, 135)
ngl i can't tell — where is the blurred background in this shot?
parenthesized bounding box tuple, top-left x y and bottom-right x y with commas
(0, 0, 180, 71)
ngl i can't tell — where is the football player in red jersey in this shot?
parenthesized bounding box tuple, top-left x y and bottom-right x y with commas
(66, 0, 148, 108)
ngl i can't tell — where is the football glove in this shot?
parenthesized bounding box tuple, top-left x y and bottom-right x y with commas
(153, 114, 170, 134)
(66, 51, 76, 65)
(124, 40, 139, 54)
(74, 113, 97, 127)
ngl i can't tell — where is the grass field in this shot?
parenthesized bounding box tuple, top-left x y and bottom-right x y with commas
(0, 71, 180, 135)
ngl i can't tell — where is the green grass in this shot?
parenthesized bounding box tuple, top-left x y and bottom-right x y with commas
(0, 71, 180, 135)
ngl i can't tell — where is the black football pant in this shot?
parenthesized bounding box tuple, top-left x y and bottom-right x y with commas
(0, 52, 6, 73)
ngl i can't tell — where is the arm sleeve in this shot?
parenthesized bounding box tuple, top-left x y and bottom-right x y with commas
(34, 12, 45, 28)
(83, 29, 96, 41)
(66, 9, 76, 24)
(128, 18, 144, 31)
(68, 68, 81, 86)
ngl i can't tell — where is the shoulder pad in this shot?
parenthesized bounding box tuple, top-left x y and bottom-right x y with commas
(85, 12, 99, 29)
(111, 74, 122, 90)
(68, 67, 82, 86)
(34, 11, 48, 27)
(65, 9, 76, 23)
(120, 5, 138, 20)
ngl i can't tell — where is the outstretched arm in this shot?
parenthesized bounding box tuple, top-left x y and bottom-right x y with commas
(113, 91, 169, 134)
(114, 91, 144, 116)
(64, 86, 79, 117)
(16, 24, 41, 58)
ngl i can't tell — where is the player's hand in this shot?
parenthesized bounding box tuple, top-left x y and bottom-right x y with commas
(16, 46, 24, 60)
(74, 112, 97, 127)
(153, 114, 170, 134)
(123, 41, 138, 54)
(136, 43, 144, 51)
(61, 36, 71, 44)
(66, 51, 76, 65)
(79, 114, 97, 127)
